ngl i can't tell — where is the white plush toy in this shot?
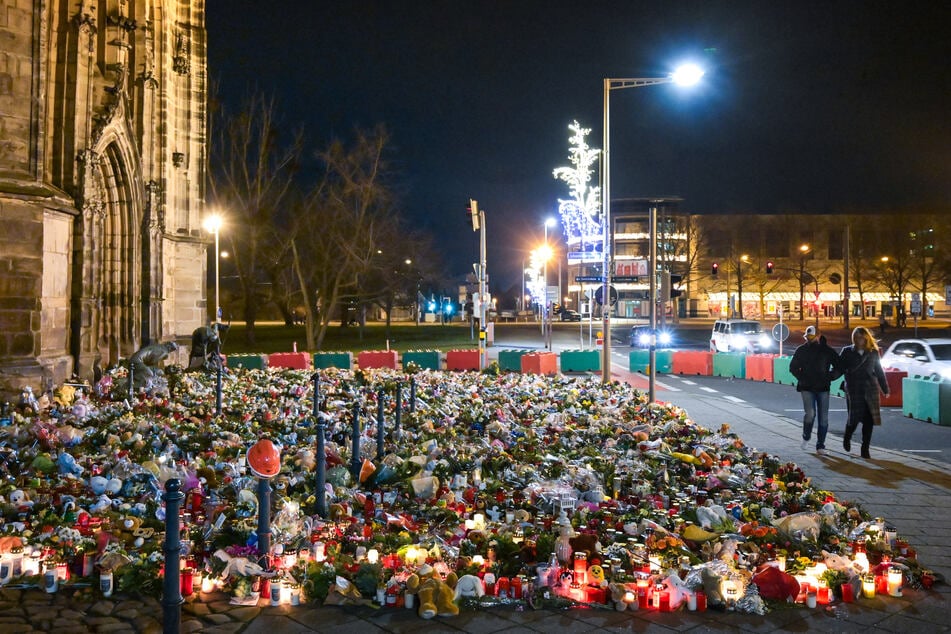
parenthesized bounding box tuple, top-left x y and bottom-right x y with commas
(454, 574, 485, 600)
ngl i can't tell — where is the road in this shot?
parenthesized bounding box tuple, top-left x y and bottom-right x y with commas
(493, 319, 951, 464)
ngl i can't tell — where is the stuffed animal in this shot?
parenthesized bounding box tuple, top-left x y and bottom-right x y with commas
(609, 582, 638, 611)
(405, 564, 459, 619)
(453, 574, 485, 600)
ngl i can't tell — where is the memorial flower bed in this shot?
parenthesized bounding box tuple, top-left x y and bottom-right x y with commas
(0, 365, 937, 615)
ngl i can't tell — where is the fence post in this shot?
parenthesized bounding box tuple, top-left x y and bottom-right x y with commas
(315, 417, 327, 518)
(350, 402, 362, 483)
(394, 382, 402, 432)
(256, 477, 271, 570)
(376, 388, 385, 459)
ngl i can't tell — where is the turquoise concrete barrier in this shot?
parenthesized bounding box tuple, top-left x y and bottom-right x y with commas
(628, 349, 672, 373)
(713, 352, 746, 378)
(402, 350, 441, 370)
(901, 376, 947, 424)
(773, 355, 797, 386)
(560, 349, 601, 372)
(227, 353, 269, 370)
(312, 352, 353, 369)
(498, 349, 528, 372)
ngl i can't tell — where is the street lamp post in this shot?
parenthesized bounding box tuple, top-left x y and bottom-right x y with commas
(203, 214, 223, 328)
(798, 244, 810, 322)
(544, 218, 556, 350)
(600, 64, 703, 385)
(737, 254, 749, 318)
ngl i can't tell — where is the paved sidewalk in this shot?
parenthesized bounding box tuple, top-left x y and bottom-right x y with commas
(0, 361, 947, 632)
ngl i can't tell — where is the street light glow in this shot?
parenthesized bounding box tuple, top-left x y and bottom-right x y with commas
(203, 213, 223, 234)
(671, 63, 704, 86)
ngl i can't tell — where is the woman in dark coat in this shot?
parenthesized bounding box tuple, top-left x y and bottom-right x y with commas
(840, 327, 889, 459)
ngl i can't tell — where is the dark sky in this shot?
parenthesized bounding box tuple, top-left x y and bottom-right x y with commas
(207, 1, 951, 289)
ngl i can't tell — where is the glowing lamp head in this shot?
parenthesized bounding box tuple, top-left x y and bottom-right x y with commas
(671, 63, 704, 86)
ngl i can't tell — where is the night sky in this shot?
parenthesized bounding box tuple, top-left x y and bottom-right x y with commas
(207, 1, 951, 289)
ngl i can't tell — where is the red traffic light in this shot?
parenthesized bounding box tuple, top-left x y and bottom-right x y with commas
(766, 261, 774, 274)
(711, 262, 719, 277)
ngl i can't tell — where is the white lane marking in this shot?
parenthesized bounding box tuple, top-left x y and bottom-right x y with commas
(723, 395, 746, 403)
(700, 387, 718, 393)
(784, 408, 847, 412)
(681, 380, 698, 386)
(905, 450, 942, 453)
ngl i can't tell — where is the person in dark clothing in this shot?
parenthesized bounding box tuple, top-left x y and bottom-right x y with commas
(789, 325, 843, 455)
(840, 326, 890, 459)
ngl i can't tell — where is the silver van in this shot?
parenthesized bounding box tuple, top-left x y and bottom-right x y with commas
(711, 319, 773, 353)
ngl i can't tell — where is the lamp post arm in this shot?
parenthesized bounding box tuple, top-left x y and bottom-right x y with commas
(608, 77, 673, 91)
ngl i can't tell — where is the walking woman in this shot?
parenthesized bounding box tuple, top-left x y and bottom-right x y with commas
(840, 327, 890, 459)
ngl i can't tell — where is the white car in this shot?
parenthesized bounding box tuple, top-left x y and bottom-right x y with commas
(710, 319, 773, 353)
(880, 338, 951, 380)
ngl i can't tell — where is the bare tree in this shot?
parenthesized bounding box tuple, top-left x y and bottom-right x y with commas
(289, 126, 398, 350)
(208, 92, 303, 344)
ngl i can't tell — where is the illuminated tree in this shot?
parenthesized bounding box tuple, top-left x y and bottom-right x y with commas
(552, 121, 601, 250)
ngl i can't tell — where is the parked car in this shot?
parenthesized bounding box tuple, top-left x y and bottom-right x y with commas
(710, 319, 773, 353)
(880, 338, 951, 380)
(560, 309, 582, 322)
(630, 325, 673, 348)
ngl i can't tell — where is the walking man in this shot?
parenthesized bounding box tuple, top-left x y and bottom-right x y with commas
(789, 326, 843, 455)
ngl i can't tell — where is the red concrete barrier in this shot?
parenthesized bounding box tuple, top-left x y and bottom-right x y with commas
(745, 354, 776, 382)
(446, 349, 481, 371)
(268, 352, 311, 370)
(358, 350, 398, 369)
(521, 351, 558, 375)
(881, 369, 906, 407)
(671, 350, 713, 376)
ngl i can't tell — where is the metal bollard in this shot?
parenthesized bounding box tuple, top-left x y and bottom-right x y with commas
(162, 479, 185, 634)
(350, 402, 362, 483)
(215, 363, 222, 416)
(315, 418, 327, 518)
(312, 372, 321, 417)
(376, 388, 385, 459)
(410, 377, 416, 413)
(394, 382, 402, 432)
(256, 477, 272, 571)
(128, 366, 135, 400)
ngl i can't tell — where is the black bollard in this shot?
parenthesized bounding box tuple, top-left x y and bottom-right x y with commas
(395, 382, 402, 432)
(350, 402, 362, 484)
(312, 372, 321, 417)
(376, 388, 385, 459)
(161, 479, 185, 634)
(410, 377, 417, 413)
(215, 363, 222, 416)
(256, 477, 272, 570)
(128, 365, 135, 401)
(315, 417, 327, 518)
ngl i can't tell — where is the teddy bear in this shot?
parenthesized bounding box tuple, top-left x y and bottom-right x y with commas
(453, 574, 485, 601)
(405, 564, 459, 619)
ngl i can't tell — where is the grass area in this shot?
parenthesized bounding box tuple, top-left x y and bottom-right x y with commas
(220, 322, 480, 355)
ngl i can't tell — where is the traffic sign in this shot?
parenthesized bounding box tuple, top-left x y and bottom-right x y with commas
(772, 323, 790, 342)
(594, 285, 618, 306)
(575, 276, 603, 283)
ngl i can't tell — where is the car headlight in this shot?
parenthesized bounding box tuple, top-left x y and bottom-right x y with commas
(941, 367, 951, 381)
(638, 333, 650, 346)
(658, 332, 672, 345)
(758, 334, 771, 348)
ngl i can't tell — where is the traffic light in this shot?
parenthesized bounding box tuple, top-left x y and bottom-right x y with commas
(711, 262, 719, 277)
(670, 274, 684, 299)
(766, 261, 774, 274)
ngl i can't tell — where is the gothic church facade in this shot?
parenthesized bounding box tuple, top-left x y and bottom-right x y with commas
(0, 0, 208, 395)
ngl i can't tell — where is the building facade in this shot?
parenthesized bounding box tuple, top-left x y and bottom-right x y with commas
(0, 0, 208, 396)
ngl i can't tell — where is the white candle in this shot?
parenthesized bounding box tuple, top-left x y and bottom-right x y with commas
(887, 567, 903, 596)
(367, 548, 379, 564)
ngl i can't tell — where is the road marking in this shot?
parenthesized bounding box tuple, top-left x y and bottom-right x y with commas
(723, 395, 746, 403)
(700, 386, 718, 394)
(680, 380, 698, 386)
(784, 408, 847, 412)
(905, 450, 942, 453)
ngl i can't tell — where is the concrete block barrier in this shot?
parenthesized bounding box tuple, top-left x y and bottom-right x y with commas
(713, 352, 746, 379)
(268, 351, 311, 370)
(521, 351, 558, 375)
(671, 350, 713, 376)
(745, 354, 776, 382)
(560, 349, 601, 372)
(498, 349, 528, 372)
(446, 349, 480, 371)
(312, 351, 353, 369)
(358, 350, 398, 369)
(402, 350, 441, 370)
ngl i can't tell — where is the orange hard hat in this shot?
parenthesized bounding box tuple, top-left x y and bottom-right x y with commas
(247, 439, 281, 478)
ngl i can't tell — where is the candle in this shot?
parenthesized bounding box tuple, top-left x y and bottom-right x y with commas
(696, 590, 707, 611)
(0, 554, 11, 585)
(180, 568, 194, 596)
(101, 570, 114, 597)
(290, 583, 301, 606)
(687, 591, 697, 611)
(817, 581, 830, 605)
(280, 580, 292, 604)
(367, 549, 380, 565)
(841, 581, 854, 603)
(806, 591, 817, 609)
(44, 567, 58, 593)
(862, 574, 876, 598)
(201, 576, 216, 593)
(312, 542, 326, 562)
(853, 551, 869, 573)
(270, 579, 282, 606)
(887, 567, 903, 597)
(573, 553, 588, 586)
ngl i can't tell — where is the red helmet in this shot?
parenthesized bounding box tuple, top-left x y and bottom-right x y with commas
(247, 439, 281, 478)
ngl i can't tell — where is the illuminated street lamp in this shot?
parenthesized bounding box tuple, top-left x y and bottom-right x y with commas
(798, 244, 811, 322)
(203, 213, 224, 325)
(544, 217, 556, 349)
(600, 63, 704, 386)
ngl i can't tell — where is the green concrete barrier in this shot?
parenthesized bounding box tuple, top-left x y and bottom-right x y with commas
(628, 349, 672, 373)
(713, 352, 746, 378)
(498, 349, 528, 372)
(560, 349, 601, 372)
(312, 352, 353, 369)
(773, 355, 796, 386)
(401, 350, 441, 370)
(901, 376, 950, 424)
(227, 353, 269, 370)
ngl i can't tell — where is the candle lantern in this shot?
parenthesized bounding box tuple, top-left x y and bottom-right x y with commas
(862, 573, 876, 598)
(312, 542, 326, 563)
(572, 553, 587, 587)
(367, 548, 380, 565)
(180, 568, 195, 596)
(201, 575, 216, 593)
(887, 566, 903, 597)
(816, 579, 830, 604)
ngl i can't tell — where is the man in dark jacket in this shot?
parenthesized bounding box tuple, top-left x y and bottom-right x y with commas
(789, 326, 843, 455)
